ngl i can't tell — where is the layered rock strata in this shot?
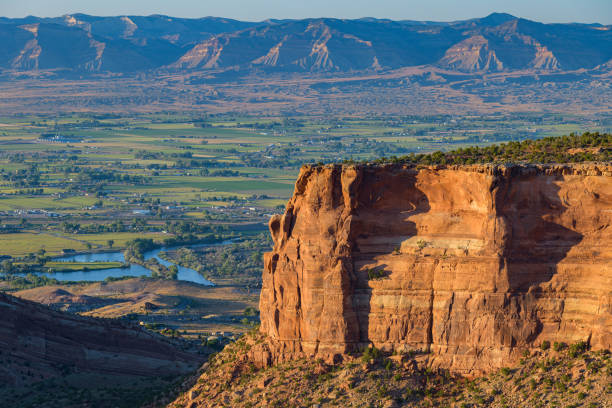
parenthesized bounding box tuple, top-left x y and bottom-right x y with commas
(258, 163, 612, 374)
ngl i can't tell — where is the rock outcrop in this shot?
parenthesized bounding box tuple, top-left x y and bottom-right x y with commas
(258, 163, 612, 374)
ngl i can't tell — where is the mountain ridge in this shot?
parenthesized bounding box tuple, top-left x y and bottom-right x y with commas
(0, 13, 610, 75)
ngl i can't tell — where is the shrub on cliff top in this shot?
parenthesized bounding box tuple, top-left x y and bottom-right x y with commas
(366, 268, 386, 280)
(553, 342, 566, 352)
(362, 346, 382, 362)
(568, 341, 589, 358)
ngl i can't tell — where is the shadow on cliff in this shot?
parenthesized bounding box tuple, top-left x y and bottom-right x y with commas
(495, 173, 583, 293)
(350, 169, 585, 352)
(350, 169, 430, 349)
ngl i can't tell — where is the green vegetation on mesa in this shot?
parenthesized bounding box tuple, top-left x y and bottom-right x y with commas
(369, 132, 611, 165)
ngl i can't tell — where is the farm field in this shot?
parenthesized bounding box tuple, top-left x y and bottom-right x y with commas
(45, 261, 124, 271)
(0, 231, 174, 257)
(0, 233, 90, 256)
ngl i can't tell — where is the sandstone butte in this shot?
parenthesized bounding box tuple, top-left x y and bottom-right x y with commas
(254, 163, 611, 375)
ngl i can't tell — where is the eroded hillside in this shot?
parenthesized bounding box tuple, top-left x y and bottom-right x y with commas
(0, 292, 207, 407)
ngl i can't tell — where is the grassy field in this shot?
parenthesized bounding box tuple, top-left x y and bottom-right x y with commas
(0, 233, 89, 256)
(0, 232, 173, 257)
(0, 196, 100, 211)
(45, 261, 124, 271)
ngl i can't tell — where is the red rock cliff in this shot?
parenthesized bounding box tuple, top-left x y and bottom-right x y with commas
(258, 163, 612, 374)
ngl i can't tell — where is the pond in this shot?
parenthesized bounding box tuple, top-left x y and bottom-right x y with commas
(21, 240, 235, 286)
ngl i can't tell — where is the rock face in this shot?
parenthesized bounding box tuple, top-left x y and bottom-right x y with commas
(259, 163, 612, 374)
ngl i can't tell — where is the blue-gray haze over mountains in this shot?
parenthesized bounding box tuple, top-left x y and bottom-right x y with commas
(0, 13, 610, 75)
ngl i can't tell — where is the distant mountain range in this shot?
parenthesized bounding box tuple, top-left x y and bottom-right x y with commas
(0, 13, 610, 75)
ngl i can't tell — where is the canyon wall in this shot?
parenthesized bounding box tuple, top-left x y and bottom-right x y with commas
(258, 163, 612, 374)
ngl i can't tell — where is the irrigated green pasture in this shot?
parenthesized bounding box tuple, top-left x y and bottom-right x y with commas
(0, 233, 89, 256)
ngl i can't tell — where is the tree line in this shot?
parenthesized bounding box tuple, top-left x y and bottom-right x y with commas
(367, 132, 610, 165)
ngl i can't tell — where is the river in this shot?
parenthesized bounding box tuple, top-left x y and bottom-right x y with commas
(21, 240, 235, 286)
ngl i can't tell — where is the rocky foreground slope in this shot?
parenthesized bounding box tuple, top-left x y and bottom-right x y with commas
(257, 163, 611, 375)
(171, 330, 611, 408)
